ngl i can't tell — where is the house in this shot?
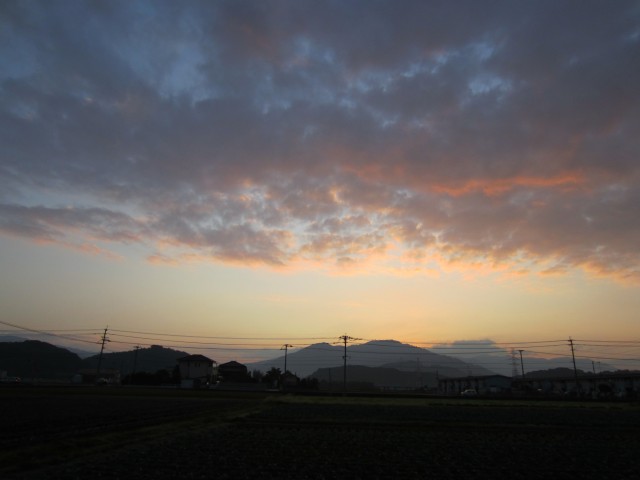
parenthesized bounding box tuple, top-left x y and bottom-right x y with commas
(218, 360, 249, 382)
(439, 375, 512, 395)
(177, 354, 215, 388)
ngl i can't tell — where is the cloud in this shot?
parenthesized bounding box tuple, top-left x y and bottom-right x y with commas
(0, 204, 145, 243)
(1, 1, 639, 280)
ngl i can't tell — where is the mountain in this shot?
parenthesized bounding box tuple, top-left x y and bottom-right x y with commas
(380, 359, 490, 378)
(0, 340, 197, 380)
(0, 335, 28, 343)
(247, 339, 495, 378)
(0, 334, 98, 359)
(450, 353, 616, 377)
(524, 367, 589, 378)
(81, 345, 190, 375)
(0, 340, 82, 379)
(66, 346, 100, 359)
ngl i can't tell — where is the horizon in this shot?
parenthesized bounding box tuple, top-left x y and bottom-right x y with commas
(0, 327, 630, 375)
(1, 2, 639, 372)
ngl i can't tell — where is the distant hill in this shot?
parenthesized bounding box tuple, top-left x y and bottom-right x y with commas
(450, 353, 616, 377)
(380, 359, 491, 379)
(524, 367, 588, 378)
(81, 345, 190, 375)
(310, 365, 439, 390)
(0, 334, 98, 359)
(66, 346, 100, 359)
(0, 340, 197, 380)
(0, 340, 82, 379)
(247, 339, 494, 378)
(0, 335, 28, 343)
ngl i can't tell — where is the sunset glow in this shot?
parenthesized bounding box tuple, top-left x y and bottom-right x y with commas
(1, 1, 639, 368)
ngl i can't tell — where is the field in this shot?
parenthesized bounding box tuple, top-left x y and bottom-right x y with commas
(2, 386, 639, 479)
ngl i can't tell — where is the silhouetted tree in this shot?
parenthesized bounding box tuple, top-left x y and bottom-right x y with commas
(172, 365, 181, 384)
(299, 377, 319, 390)
(122, 368, 178, 386)
(262, 367, 282, 387)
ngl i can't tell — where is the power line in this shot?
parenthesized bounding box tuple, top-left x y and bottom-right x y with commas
(109, 332, 300, 347)
(108, 328, 335, 341)
(107, 339, 285, 351)
(6, 320, 639, 348)
(396, 339, 570, 346)
(3, 320, 640, 369)
(573, 354, 640, 362)
(1, 328, 102, 333)
(573, 339, 640, 344)
(0, 320, 104, 346)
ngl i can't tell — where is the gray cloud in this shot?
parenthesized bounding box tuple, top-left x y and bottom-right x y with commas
(1, 0, 639, 279)
(0, 203, 146, 244)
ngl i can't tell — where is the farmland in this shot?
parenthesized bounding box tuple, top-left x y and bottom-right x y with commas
(2, 386, 639, 479)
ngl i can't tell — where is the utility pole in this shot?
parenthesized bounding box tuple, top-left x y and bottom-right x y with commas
(511, 348, 519, 378)
(96, 327, 110, 382)
(132, 345, 140, 383)
(281, 344, 293, 374)
(339, 334, 359, 394)
(518, 349, 525, 378)
(280, 344, 293, 391)
(569, 338, 581, 396)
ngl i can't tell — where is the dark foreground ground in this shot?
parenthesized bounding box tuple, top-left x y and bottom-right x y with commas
(2, 386, 639, 479)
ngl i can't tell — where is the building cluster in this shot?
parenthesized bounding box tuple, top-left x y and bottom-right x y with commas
(70, 354, 250, 388)
(438, 372, 640, 399)
(65, 352, 640, 399)
(177, 354, 250, 388)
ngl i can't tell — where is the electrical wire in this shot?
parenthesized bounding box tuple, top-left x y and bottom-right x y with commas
(108, 328, 335, 341)
(3, 320, 640, 370)
(0, 320, 102, 346)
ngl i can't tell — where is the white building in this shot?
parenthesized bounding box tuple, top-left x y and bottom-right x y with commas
(177, 354, 215, 388)
(439, 375, 512, 395)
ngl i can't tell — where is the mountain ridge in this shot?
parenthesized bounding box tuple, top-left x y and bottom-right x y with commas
(247, 339, 495, 378)
(0, 340, 190, 379)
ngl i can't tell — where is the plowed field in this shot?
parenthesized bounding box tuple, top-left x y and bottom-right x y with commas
(2, 387, 639, 479)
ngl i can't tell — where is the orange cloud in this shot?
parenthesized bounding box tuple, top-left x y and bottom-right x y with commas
(432, 171, 587, 197)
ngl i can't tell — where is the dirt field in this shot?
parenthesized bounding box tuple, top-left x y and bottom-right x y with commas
(2, 386, 639, 479)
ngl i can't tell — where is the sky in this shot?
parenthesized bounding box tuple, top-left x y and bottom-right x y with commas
(1, 1, 639, 366)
